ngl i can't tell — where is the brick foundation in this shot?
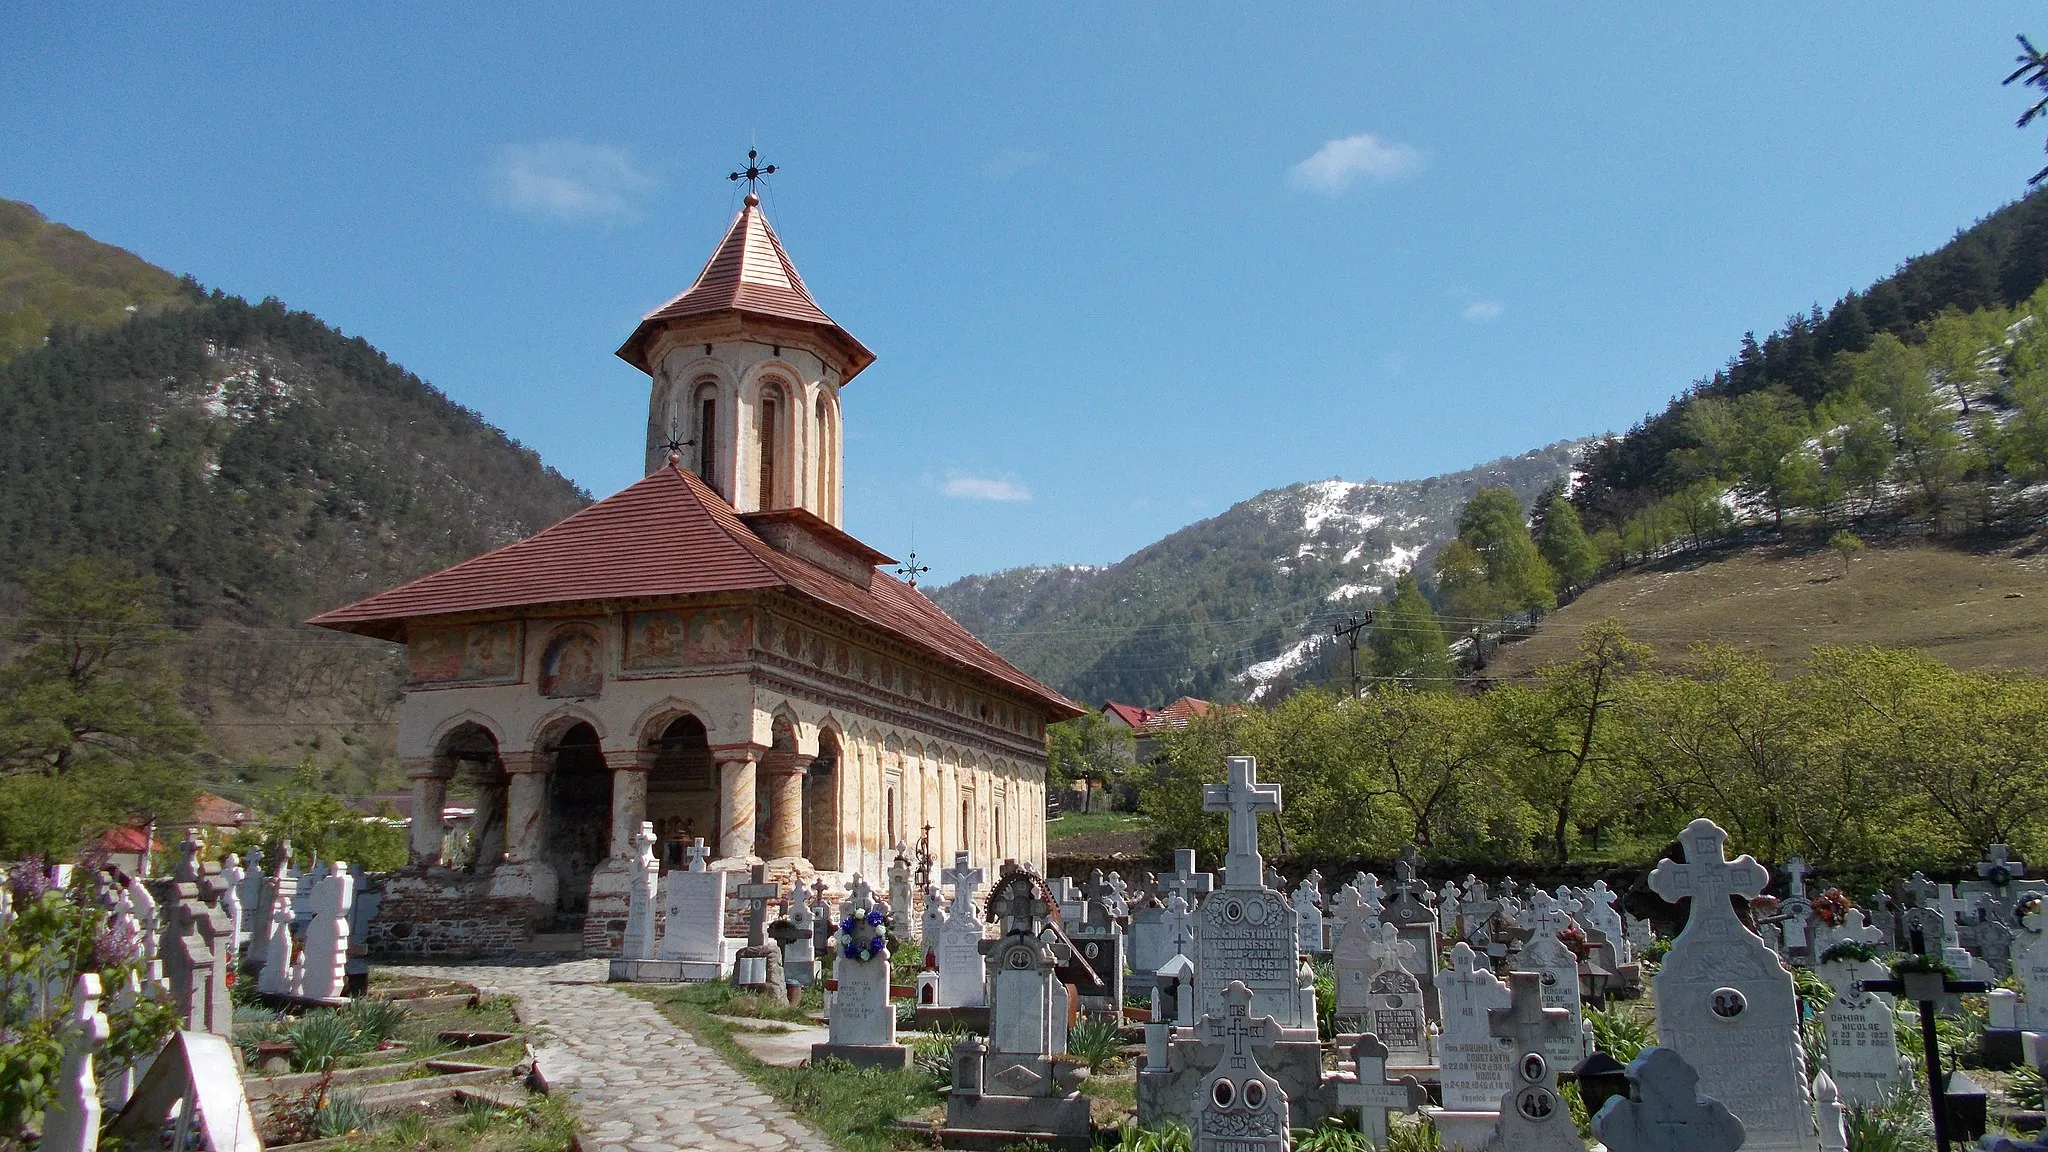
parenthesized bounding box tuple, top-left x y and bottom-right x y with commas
(363, 869, 542, 960)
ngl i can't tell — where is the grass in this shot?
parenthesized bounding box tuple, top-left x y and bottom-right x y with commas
(1046, 811, 1153, 853)
(629, 980, 944, 1152)
(299, 1093, 579, 1152)
(1485, 538, 2048, 679)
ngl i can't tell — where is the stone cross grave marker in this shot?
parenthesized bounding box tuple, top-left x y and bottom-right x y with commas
(1439, 881, 1463, 935)
(1164, 891, 1197, 968)
(1592, 1045, 1747, 1152)
(1193, 981, 1288, 1152)
(1361, 923, 1429, 1066)
(782, 893, 818, 985)
(938, 852, 988, 1007)
(887, 848, 914, 937)
(297, 862, 353, 1002)
(1166, 848, 1214, 907)
(979, 872, 1072, 1096)
(257, 868, 295, 995)
(1585, 880, 1626, 960)
(1866, 891, 1897, 949)
(1336, 1033, 1428, 1147)
(1328, 881, 1376, 955)
(39, 974, 110, 1152)
(1294, 871, 1325, 955)
(237, 846, 264, 951)
(1205, 756, 1280, 890)
(1649, 817, 1816, 1152)
(219, 854, 246, 958)
(1778, 856, 1817, 963)
(809, 876, 834, 955)
(163, 881, 225, 1033)
(814, 877, 909, 1068)
(1817, 954, 1905, 1108)
(623, 822, 660, 961)
(1484, 971, 1582, 1152)
(1516, 889, 1588, 1066)
(657, 838, 730, 978)
(1194, 757, 1305, 1028)
(1435, 941, 1515, 1112)
(733, 863, 784, 989)
(2013, 903, 2046, 1029)
(1129, 896, 1171, 975)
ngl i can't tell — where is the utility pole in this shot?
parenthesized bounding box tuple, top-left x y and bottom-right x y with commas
(1333, 612, 1374, 697)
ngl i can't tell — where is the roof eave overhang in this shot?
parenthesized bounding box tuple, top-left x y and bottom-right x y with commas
(615, 309, 876, 382)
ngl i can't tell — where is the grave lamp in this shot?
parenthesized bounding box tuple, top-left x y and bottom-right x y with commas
(1570, 1050, 1630, 1120)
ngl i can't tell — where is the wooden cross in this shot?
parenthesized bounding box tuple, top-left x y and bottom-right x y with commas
(735, 864, 782, 949)
(1197, 981, 1278, 1071)
(1648, 818, 1769, 940)
(1336, 1033, 1428, 1146)
(684, 837, 712, 872)
(1861, 961, 1993, 1152)
(1203, 756, 1281, 889)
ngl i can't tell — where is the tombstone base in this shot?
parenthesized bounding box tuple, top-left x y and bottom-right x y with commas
(1431, 1110, 1499, 1151)
(914, 1006, 990, 1033)
(811, 1042, 910, 1070)
(942, 1092, 1092, 1151)
(1136, 1032, 1328, 1129)
(609, 959, 723, 982)
(1981, 1028, 2027, 1070)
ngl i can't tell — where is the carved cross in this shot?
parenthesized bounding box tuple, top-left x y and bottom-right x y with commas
(1648, 818, 1769, 940)
(1593, 1047, 1745, 1152)
(1166, 848, 1213, 904)
(1203, 756, 1281, 889)
(684, 837, 712, 872)
(1488, 971, 1577, 1068)
(942, 852, 984, 916)
(175, 827, 204, 884)
(1785, 856, 1813, 901)
(1367, 922, 1418, 972)
(735, 864, 781, 949)
(1902, 872, 1937, 909)
(1196, 981, 1278, 1071)
(1336, 1033, 1428, 1146)
(1978, 844, 2027, 888)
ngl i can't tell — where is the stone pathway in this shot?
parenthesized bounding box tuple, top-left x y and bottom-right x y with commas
(389, 959, 837, 1152)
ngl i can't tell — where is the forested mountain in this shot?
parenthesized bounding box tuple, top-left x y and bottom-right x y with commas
(1, 199, 199, 361)
(1574, 187, 2048, 529)
(0, 201, 591, 767)
(927, 442, 1582, 705)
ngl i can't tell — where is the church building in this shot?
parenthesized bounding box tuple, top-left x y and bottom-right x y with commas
(310, 187, 1082, 956)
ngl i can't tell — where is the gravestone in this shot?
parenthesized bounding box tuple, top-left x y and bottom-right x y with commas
(1061, 919, 1124, 1016)
(1166, 848, 1214, 910)
(2013, 904, 2047, 1029)
(783, 892, 818, 986)
(344, 871, 380, 997)
(1777, 856, 1818, 966)
(1515, 889, 1588, 1066)
(1816, 955, 1903, 1108)
(887, 847, 914, 937)
(257, 869, 296, 996)
(947, 869, 1089, 1150)
(1814, 1071, 1850, 1152)
(163, 877, 227, 1033)
(1327, 884, 1379, 980)
(655, 838, 733, 980)
(1649, 818, 1817, 1152)
(296, 862, 353, 1002)
(1592, 1045, 1747, 1152)
(732, 864, 784, 991)
(1337, 1032, 1428, 1147)
(1192, 982, 1289, 1152)
(937, 853, 989, 1008)
(1360, 923, 1430, 1069)
(1440, 880, 1464, 936)
(814, 877, 908, 1069)
(39, 974, 110, 1152)
(237, 846, 265, 953)
(219, 854, 246, 960)
(1194, 757, 1304, 1027)
(1866, 891, 1898, 950)
(1480, 971, 1582, 1152)
(1434, 941, 1516, 1152)
(620, 823, 661, 962)
(1129, 896, 1172, 975)
(1294, 872, 1326, 955)
(1585, 880, 1626, 961)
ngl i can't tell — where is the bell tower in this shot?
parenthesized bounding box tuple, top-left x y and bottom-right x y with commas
(616, 184, 873, 527)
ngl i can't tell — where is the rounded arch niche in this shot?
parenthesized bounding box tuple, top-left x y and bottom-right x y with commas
(805, 727, 843, 870)
(646, 714, 715, 870)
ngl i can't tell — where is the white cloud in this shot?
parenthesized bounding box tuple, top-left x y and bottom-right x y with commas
(494, 139, 655, 224)
(1287, 133, 1423, 194)
(1462, 299, 1504, 322)
(983, 148, 1047, 181)
(941, 471, 1033, 502)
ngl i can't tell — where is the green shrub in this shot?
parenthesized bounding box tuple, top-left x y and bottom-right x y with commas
(1067, 1017, 1124, 1072)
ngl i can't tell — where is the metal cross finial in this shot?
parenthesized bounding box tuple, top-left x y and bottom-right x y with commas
(661, 417, 695, 466)
(896, 551, 931, 586)
(728, 148, 778, 196)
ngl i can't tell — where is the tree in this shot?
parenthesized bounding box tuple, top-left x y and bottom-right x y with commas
(2005, 33, 2048, 185)
(1537, 494, 1600, 594)
(1488, 619, 1649, 863)
(256, 758, 408, 871)
(0, 558, 199, 857)
(1849, 334, 1966, 530)
(1453, 488, 1557, 616)
(1684, 390, 1821, 531)
(1367, 572, 1453, 688)
(1047, 711, 1134, 813)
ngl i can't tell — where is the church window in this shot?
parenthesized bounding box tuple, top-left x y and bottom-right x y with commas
(695, 385, 719, 494)
(993, 804, 1003, 859)
(960, 800, 971, 857)
(758, 383, 783, 508)
(886, 784, 899, 845)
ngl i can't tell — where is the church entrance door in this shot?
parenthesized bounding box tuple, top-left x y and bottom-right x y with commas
(543, 722, 611, 924)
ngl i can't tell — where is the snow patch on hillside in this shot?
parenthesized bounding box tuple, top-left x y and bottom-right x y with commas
(1239, 633, 1328, 701)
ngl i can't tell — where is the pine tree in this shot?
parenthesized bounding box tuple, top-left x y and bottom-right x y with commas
(1368, 572, 1454, 688)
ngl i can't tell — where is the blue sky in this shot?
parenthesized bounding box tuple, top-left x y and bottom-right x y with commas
(5, 6, 2044, 583)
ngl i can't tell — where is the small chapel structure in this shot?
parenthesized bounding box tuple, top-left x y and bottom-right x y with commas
(310, 184, 1082, 956)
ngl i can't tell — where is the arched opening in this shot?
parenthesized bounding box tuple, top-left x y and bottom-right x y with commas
(540, 627, 603, 698)
(757, 381, 785, 509)
(806, 729, 843, 870)
(756, 714, 799, 857)
(542, 722, 611, 923)
(695, 382, 720, 496)
(961, 798, 973, 863)
(437, 723, 504, 875)
(647, 714, 715, 872)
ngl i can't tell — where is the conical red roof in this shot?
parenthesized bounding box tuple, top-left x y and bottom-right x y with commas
(616, 193, 875, 379)
(307, 465, 1080, 718)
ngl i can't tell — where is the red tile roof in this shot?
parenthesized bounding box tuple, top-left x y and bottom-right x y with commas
(191, 791, 253, 829)
(616, 192, 876, 380)
(1102, 697, 1216, 734)
(308, 465, 1082, 720)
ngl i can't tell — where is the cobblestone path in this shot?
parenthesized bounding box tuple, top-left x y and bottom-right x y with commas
(390, 959, 836, 1152)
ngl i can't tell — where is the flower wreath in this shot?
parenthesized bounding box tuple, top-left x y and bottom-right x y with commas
(839, 906, 891, 963)
(1812, 888, 1852, 927)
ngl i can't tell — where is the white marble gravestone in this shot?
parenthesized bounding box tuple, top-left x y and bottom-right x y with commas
(937, 853, 988, 1008)
(1361, 923, 1430, 1068)
(623, 823, 661, 959)
(1480, 971, 1582, 1152)
(1195, 757, 1307, 1028)
(1516, 890, 1588, 1066)
(1649, 818, 1818, 1152)
(219, 854, 246, 960)
(1436, 941, 1516, 1113)
(1294, 872, 1326, 955)
(257, 870, 296, 996)
(1193, 981, 1289, 1152)
(1817, 956, 1905, 1107)
(2012, 905, 2047, 1028)
(39, 974, 110, 1152)
(655, 838, 731, 980)
(1585, 880, 1626, 961)
(815, 877, 908, 1069)
(1592, 1045, 1747, 1152)
(296, 862, 353, 1002)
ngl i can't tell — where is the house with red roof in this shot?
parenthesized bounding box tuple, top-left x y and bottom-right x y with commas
(309, 187, 1081, 956)
(1102, 697, 1217, 761)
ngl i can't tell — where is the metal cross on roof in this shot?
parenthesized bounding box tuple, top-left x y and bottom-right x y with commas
(660, 417, 695, 464)
(896, 551, 931, 586)
(728, 148, 778, 193)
